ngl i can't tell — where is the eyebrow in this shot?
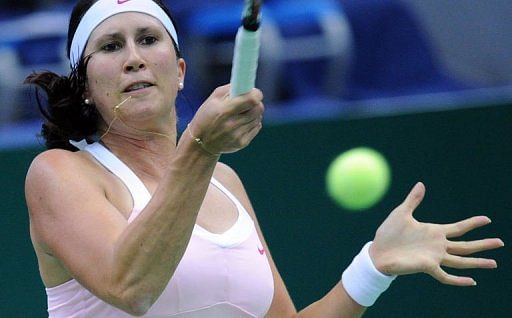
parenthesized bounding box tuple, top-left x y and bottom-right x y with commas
(94, 27, 161, 43)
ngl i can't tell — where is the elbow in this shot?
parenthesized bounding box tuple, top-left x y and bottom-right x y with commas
(123, 294, 156, 316)
(124, 300, 151, 317)
(108, 287, 156, 316)
(119, 307, 148, 317)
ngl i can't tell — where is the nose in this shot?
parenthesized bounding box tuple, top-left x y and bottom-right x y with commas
(125, 62, 145, 72)
(123, 44, 146, 72)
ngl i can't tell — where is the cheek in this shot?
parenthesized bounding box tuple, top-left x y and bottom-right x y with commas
(87, 64, 118, 94)
(153, 47, 179, 75)
(153, 62, 178, 93)
(155, 60, 176, 77)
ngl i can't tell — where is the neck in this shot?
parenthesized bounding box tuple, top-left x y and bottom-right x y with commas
(100, 130, 177, 181)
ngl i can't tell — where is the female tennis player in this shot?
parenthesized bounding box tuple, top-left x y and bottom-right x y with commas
(24, 0, 503, 317)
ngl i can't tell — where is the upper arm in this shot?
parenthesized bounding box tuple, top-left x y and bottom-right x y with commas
(214, 163, 298, 317)
(26, 150, 128, 297)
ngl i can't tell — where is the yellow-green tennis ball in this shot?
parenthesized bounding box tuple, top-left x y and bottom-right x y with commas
(326, 147, 391, 211)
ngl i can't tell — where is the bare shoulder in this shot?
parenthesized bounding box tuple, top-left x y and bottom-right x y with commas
(25, 149, 98, 248)
(25, 148, 111, 224)
(28, 148, 84, 171)
(26, 149, 95, 194)
(27, 149, 79, 187)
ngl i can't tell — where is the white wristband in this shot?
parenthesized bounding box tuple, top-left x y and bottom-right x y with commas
(341, 241, 397, 307)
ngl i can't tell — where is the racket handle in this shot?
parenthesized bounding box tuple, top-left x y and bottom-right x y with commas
(230, 27, 261, 97)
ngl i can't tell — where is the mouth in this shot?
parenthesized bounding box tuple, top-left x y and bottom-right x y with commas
(123, 82, 155, 93)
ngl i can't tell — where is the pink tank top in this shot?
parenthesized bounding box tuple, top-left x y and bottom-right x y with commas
(45, 142, 274, 317)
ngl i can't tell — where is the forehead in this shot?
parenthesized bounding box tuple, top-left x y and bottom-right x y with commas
(88, 12, 166, 40)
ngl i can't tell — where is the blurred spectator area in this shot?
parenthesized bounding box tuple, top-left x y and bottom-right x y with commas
(1, 0, 512, 146)
(0, 7, 69, 126)
(404, 0, 512, 87)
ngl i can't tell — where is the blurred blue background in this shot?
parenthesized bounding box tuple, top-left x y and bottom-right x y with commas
(2, 0, 512, 147)
(0, 1, 511, 317)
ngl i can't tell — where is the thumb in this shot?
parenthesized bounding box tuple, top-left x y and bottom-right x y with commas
(211, 84, 231, 98)
(400, 182, 426, 214)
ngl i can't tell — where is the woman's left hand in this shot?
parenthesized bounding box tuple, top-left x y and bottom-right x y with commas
(369, 182, 504, 286)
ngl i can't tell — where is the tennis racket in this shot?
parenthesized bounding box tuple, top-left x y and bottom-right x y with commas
(229, 0, 262, 97)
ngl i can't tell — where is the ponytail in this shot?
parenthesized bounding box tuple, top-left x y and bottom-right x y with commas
(24, 58, 99, 150)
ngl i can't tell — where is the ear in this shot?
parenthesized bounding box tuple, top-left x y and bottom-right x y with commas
(177, 58, 186, 87)
(82, 81, 91, 101)
(82, 92, 92, 104)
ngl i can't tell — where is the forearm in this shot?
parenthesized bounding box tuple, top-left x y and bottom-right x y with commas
(108, 134, 219, 311)
(295, 282, 366, 318)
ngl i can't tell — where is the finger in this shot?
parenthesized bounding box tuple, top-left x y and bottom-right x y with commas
(429, 266, 476, 286)
(442, 254, 497, 269)
(230, 121, 262, 152)
(226, 96, 257, 114)
(400, 182, 426, 213)
(211, 84, 231, 98)
(447, 238, 505, 255)
(444, 216, 491, 238)
(226, 89, 263, 114)
(236, 103, 264, 125)
(240, 99, 265, 115)
(243, 121, 263, 145)
(238, 114, 263, 138)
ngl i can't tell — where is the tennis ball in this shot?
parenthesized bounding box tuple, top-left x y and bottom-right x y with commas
(326, 147, 391, 211)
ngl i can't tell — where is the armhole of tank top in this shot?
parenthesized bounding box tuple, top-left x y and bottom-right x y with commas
(192, 178, 255, 247)
(83, 142, 151, 222)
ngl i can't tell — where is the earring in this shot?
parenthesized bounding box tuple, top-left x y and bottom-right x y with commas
(178, 82, 184, 90)
(84, 98, 92, 105)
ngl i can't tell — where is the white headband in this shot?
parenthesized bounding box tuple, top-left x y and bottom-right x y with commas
(69, 0, 179, 67)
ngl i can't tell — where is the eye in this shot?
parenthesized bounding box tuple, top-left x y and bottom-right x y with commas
(101, 41, 122, 52)
(140, 35, 158, 46)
